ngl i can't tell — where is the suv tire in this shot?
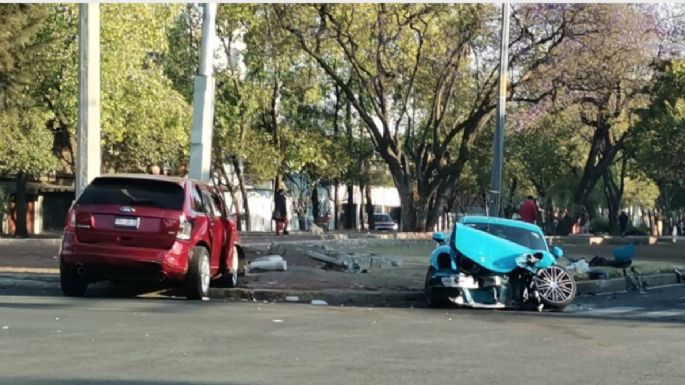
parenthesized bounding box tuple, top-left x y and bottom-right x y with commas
(186, 246, 211, 300)
(60, 261, 88, 297)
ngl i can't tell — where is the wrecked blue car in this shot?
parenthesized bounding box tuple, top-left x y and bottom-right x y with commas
(425, 216, 576, 311)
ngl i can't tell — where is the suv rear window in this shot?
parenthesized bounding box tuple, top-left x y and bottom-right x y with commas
(77, 178, 185, 210)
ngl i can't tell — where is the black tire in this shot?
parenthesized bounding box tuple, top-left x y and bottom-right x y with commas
(424, 267, 449, 308)
(535, 265, 577, 310)
(236, 244, 246, 277)
(218, 245, 239, 288)
(60, 261, 88, 297)
(186, 246, 211, 300)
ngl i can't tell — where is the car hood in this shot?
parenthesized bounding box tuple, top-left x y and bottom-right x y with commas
(453, 224, 554, 273)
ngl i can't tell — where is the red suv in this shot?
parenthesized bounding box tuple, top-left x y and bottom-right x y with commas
(59, 174, 242, 299)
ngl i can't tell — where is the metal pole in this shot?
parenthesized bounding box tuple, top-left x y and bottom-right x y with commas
(488, 2, 510, 217)
(76, 3, 101, 198)
(189, 3, 217, 182)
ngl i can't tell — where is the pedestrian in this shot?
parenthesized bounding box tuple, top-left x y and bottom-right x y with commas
(580, 206, 590, 234)
(619, 211, 629, 236)
(148, 164, 161, 175)
(518, 195, 539, 224)
(655, 209, 663, 237)
(273, 187, 289, 236)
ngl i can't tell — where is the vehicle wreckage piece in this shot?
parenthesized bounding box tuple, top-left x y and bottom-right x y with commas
(424, 217, 576, 311)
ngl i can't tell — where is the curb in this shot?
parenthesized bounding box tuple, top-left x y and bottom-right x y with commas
(209, 287, 423, 307)
(575, 273, 681, 295)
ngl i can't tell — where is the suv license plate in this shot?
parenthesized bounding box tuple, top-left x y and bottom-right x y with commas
(114, 217, 139, 229)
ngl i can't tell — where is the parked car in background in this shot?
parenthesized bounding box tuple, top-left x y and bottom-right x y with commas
(59, 174, 242, 300)
(373, 213, 398, 231)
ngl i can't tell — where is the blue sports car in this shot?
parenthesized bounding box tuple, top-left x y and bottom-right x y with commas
(425, 216, 576, 310)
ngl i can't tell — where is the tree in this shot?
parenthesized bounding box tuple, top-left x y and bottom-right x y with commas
(633, 60, 685, 212)
(547, 5, 658, 215)
(276, 4, 597, 231)
(0, 108, 58, 237)
(0, 4, 48, 104)
(0, 4, 55, 237)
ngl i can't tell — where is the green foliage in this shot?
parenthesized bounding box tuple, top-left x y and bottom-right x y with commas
(590, 217, 609, 235)
(633, 60, 685, 210)
(0, 4, 49, 104)
(0, 107, 58, 175)
(0, 4, 58, 178)
(99, 4, 191, 172)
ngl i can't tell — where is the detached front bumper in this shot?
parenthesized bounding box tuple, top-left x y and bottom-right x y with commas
(59, 231, 192, 283)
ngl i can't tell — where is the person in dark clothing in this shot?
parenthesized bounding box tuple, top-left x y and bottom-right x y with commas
(273, 188, 289, 235)
(619, 211, 629, 236)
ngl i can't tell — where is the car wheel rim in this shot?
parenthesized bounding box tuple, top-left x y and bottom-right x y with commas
(535, 266, 574, 305)
(200, 255, 210, 293)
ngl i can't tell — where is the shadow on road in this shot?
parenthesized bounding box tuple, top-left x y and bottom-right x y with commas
(0, 378, 260, 385)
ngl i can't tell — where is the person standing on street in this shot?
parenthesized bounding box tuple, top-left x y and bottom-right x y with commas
(273, 187, 289, 236)
(619, 211, 629, 236)
(519, 195, 539, 224)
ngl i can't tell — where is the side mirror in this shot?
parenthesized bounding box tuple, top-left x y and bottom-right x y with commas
(432, 232, 446, 245)
(551, 246, 564, 258)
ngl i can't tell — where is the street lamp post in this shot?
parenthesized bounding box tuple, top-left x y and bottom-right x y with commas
(76, 3, 101, 198)
(189, 3, 217, 182)
(488, 2, 510, 217)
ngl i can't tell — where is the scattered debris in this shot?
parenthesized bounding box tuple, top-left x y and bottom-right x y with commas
(2, 325, 8, 330)
(306, 250, 360, 273)
(675, 268, 683, 283)
(624, 266, 648, 293)
(267, 243, 288, 258)
(285, 296, 300, 302)
(306, 246, 404, 273)
(567, 259, 590, 274)
(310, 299, 328, 306)
(310, 223, 325, 235)
(248, 255, 288, 272)
(272, 319, 284, 323)
(588, 270, 609, 280)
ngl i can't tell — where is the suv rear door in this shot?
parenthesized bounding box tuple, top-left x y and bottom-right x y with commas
(199, 186, 225, 269)
(73, 177, 186, 249)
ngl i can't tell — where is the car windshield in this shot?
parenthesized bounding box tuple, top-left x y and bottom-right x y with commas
(77, 178, 185, 210)
(464, 222, 547, 250)
(374, 214, 392, 222)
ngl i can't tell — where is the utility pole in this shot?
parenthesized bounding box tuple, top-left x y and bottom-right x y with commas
(488, 2, 510, 217)
(76, 3, 101, 198)
(189, 3, 217, 182)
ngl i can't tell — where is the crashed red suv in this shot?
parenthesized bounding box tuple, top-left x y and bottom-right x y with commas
(59, 174, 242, 299)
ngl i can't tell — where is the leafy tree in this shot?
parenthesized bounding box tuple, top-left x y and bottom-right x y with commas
(0, 4, 55, 237)
(276, 3, 597, 230)
(0, 4, 48, 104)
(633, 60, 685, 212)
(545, 5, 658, 214)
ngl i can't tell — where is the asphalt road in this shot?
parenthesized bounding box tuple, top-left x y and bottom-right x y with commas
(0, 282, 683, 385)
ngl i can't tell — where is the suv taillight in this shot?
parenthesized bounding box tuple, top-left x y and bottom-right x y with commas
(75, 211, 93, 229)
(177, 215, 192, 240)
(68, 210, 76, 229)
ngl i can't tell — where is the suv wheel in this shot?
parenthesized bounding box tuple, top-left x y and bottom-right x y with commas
(186, 246, 211, 300)
(60, 261, 88, 297)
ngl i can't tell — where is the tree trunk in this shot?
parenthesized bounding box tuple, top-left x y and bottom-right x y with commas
(311, 183, 319, 222)
(334, 182, 339, 230)
(232, 157, 251, 232)
(602, 155, 627, 236)
(345, 184, 354, 229)
(359, 179, 365, 231)
(14, 172, 29, 238)
(365, 183, 374, 231)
